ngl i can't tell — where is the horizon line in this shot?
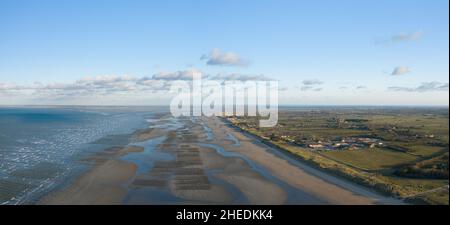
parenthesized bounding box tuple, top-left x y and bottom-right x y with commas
(0, 104, 448, 108)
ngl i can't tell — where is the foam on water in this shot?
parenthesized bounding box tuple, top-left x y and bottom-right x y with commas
(0, 107, 157, 204)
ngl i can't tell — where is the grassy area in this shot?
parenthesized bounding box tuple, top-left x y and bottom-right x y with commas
(395, 152, 449, 179)
(387, 177, 449, 205)
(279, 141, 448, 204)
(406, 145, 444, 157)
(227, 107, 449, 204)
(320, 148, 418, 171)
(408, 187, 449, 205)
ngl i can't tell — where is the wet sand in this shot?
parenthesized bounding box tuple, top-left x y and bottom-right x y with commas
(199, 145, 287, 204)
(133, 128, 166, 142)
(40, 116, 403, 205)
(204, 117, 403, 205)
(40, 146, 143, 204)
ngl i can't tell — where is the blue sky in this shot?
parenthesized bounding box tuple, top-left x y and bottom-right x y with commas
(0, 0, 448, 105)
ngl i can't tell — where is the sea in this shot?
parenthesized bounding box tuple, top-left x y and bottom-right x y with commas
(0, 106, 166, 204)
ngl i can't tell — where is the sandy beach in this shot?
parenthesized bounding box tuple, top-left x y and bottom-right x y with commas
(40, 146, 143, 204)
(39, 115, 403, 205)
(204, 117, 402, 204)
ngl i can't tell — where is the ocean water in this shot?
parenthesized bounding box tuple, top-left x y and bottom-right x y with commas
(0, 106, 164, 204)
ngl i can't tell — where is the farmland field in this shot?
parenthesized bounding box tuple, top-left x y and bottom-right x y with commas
(227, 106, 449, 204)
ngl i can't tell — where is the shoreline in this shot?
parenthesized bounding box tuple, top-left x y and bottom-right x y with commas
(204, 117, 403, 204)
(38, 115, 404, 205)
(39, 145, 144, 204)
(219, 117, 408, 203)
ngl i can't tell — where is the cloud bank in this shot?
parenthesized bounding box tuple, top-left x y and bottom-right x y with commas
(388, 82, 449, 92)
(152, 69, 203, 80)
(209, 73, 273, 81)
(0, 70, 277, 101)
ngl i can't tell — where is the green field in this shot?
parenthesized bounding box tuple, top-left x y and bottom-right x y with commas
(320, 148, 418, 171)
(228, 107, 449, 204)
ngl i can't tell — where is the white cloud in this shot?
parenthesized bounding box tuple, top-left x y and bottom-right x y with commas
(391, 32, 423, 42)
(1, 70, 282, 103)
(0, 74, 173, 99)
(0, 83, 23, 91)
(388, 82, 449, 92)
(300, 86, 322, 91)
(209, 73, 273, 81)
(302, 79, 323, 85)
(391, 66, 411, 75)
(152, 69, 203, 80)
(300, 79, 323, 91)
(201, 48, 249, 66)
(376, 31, 423, 45)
